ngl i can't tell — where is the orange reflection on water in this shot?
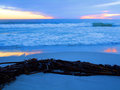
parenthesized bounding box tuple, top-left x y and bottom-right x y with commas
(112, 48, 117, 53)
(0, 51, 42, 57)
(104, 48, 117, 53)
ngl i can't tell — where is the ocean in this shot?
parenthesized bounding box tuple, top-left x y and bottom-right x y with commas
(0, 19, 120, 54)
(1, 19, 120, 90)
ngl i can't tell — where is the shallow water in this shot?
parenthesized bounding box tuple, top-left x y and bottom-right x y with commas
(3, 73, 120, 90)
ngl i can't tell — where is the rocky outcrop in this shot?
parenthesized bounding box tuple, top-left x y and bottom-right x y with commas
(0, 58, 120, 89)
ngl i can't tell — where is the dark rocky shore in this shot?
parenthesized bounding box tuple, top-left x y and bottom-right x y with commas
(0, 58, 120, 89)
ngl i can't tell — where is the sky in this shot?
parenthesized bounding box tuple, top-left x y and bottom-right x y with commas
(0, 0, 120, 19)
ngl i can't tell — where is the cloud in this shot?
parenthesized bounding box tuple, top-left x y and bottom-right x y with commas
(95, 1, 120, 7)
(0, 5, 53, 19)
(0, 5, 17, 10)
(80, 12, 120, 19)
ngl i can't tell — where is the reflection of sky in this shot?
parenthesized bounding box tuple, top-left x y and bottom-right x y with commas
(0, 46, 119, 58)
(0, 51, 42, 57)
(104, 48, 117, 53)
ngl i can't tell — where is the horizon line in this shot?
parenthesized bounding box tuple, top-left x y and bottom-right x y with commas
(0, 18, 120, 20)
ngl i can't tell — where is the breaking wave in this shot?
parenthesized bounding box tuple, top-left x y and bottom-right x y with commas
(0, 29, 120, 46)
(0, 19, 120, 46)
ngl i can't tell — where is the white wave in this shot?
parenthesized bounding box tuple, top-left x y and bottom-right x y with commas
(0, 26, 120, 46)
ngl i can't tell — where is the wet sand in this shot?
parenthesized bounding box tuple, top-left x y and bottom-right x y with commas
(1, 52, 120, 90)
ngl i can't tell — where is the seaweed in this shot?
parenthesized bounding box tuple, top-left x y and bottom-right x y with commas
(0, 58, 120, 89)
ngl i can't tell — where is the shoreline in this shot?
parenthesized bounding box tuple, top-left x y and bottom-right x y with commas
(1, 52, 120, 90)
(0, 51, 120, 66)
(1, 44, 120, 54)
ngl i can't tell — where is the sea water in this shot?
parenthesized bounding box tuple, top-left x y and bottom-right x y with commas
(0, 19, 120, 54)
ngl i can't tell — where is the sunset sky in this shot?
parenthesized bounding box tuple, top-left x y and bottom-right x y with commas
(0, 0, 120, 19)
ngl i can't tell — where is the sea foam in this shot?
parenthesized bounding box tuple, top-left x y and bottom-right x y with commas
(0, 19, 120, 46)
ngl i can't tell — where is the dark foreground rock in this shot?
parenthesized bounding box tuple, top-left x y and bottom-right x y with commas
(0, 58, 120, 89)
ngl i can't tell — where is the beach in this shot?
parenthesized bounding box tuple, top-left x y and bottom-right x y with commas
(0, 19, 120, 90)
(1, 51, 120, 65)
(1, 51, 120, 90)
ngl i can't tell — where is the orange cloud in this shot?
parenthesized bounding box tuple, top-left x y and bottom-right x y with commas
(0, 8, 53, 19)
(80, 12, 120, 19)
(103, 11, 109, 13)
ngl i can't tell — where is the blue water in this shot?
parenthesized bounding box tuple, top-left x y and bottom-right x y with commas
(1, 19, 120, 90)
(0, 19, 120, 47)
